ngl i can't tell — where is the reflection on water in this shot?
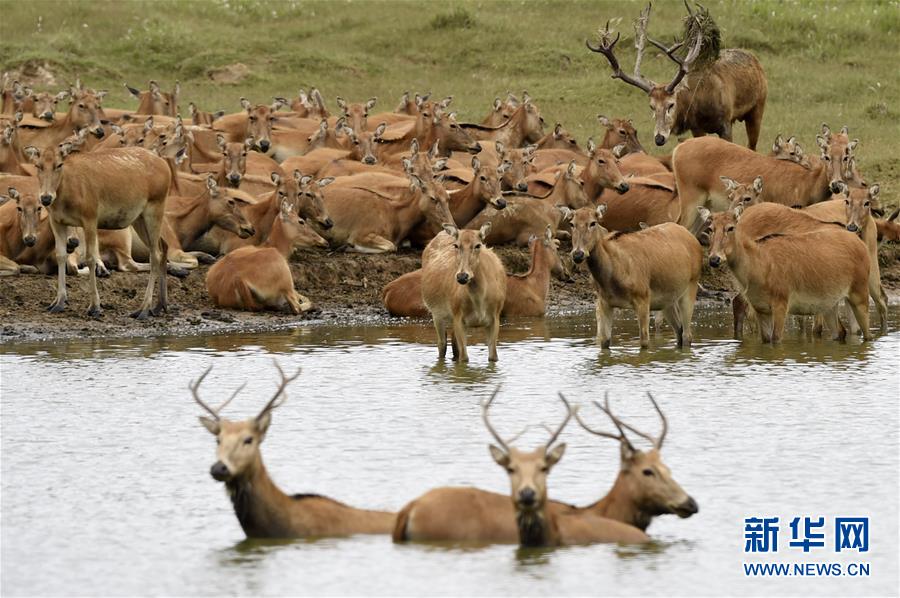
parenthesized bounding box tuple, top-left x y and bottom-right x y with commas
(1, 307, 898, 596)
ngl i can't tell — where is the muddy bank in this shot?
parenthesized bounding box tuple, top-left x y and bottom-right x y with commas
(2, 244, 898, 343)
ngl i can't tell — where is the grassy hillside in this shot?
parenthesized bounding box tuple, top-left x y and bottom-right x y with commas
(1, 0, 898, 201)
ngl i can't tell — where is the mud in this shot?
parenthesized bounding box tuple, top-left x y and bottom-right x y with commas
(2, 244, 898, 343)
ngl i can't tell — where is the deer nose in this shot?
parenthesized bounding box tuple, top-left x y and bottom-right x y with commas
(654, 134, 666, 146)
(676, 496, 699, 517)
(239, 225, 255, 239)
(322, 217, 334, 229)
(66, 237, 80, 253)
(518, 488, 537, 507)
(41, 112, 54, 121)
(494, 197, 507, 209)
(468, 143, 481, 154)
(847, 223, 858, 233)
(23, 234, 36, 247)
(572, 249, 586, 264)
(708, 255, 722, 268)
(364, 156, 376, 165)
(257, 139, 270, 152)
(830, 181, 843, 194)
(516, 182, 528, 192)
(40, 194, 54, 206)
(617, 182, 630, 194)
(93, 128, 105, 139)
(228, 174, 242, 186)
(456, 272, 470, 285)
(209, 461, 230, 481)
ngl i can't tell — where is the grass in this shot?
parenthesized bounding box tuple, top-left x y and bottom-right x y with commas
(0, 0, 897, 203)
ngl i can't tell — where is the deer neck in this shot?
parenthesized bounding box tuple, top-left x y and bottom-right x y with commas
(449, 180, 482, 225)
(170, 192, 212, 247)
(515, 503, 560, 547)
(226, 458, 296, 538)
(250, 192, 282, 242)
(393, 188, 427, 238)
(527, 242, 552, 303)
(809, 161, 832, 203)
(587, 235, 624, 284)
(590, 473, 653, 531)
(262, 217, 295, 258)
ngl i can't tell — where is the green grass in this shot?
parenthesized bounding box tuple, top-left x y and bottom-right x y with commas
(1, 0, 898, 203)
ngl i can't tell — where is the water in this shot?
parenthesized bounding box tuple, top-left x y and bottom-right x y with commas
(1, 308, 898, 596)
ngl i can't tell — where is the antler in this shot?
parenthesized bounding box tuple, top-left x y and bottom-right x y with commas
(574, 391, 636, 450)
(482, 386, 510, 452)
(586, 13, 655, 94)
(648, 11, 704, 93)
(595, 391, 668, 449)
(256, 360, 303, 422)
(546, 392, 573, 449)
(189, 366, 246, 420)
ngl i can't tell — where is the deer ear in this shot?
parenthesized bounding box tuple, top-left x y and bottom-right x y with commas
(336, 96, 347, 111)
(848, 139, 859, 152)
(619, 440, 637, 463)
(198, 416, 220, 436)
(612, 143, 627, 158)
(544, 224, 553, 242)
(125, 84, 141, 98)
(586, 137, 596, 155)
(596, 203, 608, 219)
(300, 175, 313, 186)
(772, 134, 783, 152)
(365, 97, 377, 111)
(719, 176, 737, 191)
(317, 177, 335, 187)
(558, 206, 573, 222)
(566, 160, 577, 176)
(110, 123, 123, 136)
(489, 445, 509, 467)
(240, 97, 251, 111)
(493, 97, 502, 111)
(553, 123, 564, 137)
(442, 223, 459, 238)
(244, 136, 255, 150)
(752, 176, 764, 194)
(494, 140, 505, 155)
(374, 122, 387, 139)
(698, 207, 711, 223)
(868, 184, 880, 201)
(206, 174, 217, 190)
(432, 158, 449, 172)
(270, 172, 281, 185)
(255, 411, 272, 437)
(840, 125, 849, 136)
(546, 443, 566, 467)
(497, 160, 511, 175)
(597, 114, 611, 128)
(479, 222, 492, 241)
(471, 156, 481, 171)
(815, 135, 828, 151)
(216, 133, 226, 151)
(7, 187, 21, 201)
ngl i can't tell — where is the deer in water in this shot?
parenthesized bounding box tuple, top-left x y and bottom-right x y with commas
(393, 390, 650, 546)
(570, 206, 701, 348)
(382, 225, 570, 318)
(703, 204, 871, 343)
(587, 3, 767, 149)
(421, 224, 507, 361)
(193, 363, 396, 538)
(23, 138, 179, 318)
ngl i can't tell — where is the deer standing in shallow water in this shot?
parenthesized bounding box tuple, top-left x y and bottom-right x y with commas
(194, 363, 396, 538)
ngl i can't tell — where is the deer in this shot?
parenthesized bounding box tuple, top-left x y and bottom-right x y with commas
(177, 134, 281, 197)
(480, 91, 520, 127)
(314, 123, 389, 178)
(1, 113, 33, 176)
(570, 206, 702, 348)
(382, 225, 570, 318)
(420, 224, 506, 361)
(19, 87, 107, 150)
(23, 138, 179, 318)
(322, 166, 454, 253)
(0, 182, 42, 262)
(407, 156, 509, 246)
(587, 3, 767, 149)
(289, 87, 329, 119)
(876, 206, 900, 243)
(206, 171, 333, 255)
(817, 124, 868, 190)
(461, 99, 545, 148)
(393, 390, 651, 546)
(206, 197, 317, 313)
(335, 96, 377, 132)
(214, 98, 287, 154)
(29, 90, 69, 122)
(672, 136, 841, 231)
(470, 161, 592, 247)
(96, 117, 162, 150)
(594, 175, 680, 231)
(703, 204, 871, 343)
(188, 102, 225, 126)
(378, 105, 481, 159)
(125, 80, 179, 117)
(193, 362, 396, 538)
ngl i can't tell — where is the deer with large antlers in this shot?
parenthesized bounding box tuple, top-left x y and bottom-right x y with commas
(193, 363, 396, 538)
(392, 390, 651, 546)
(587, 3, 767, 149)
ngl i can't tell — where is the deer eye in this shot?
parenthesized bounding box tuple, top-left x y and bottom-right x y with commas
(479, 176, 487, 182)
(589, 221, 597, 228)
(452, 243, 459, 249)
(243, 437, 253, 445)
(539, 466, 549, 473)
(216, 438, 221, 445)
(642, 468, 655, 477)
(618, 129, 626, 135)
(16, 206, 22, 212)
(726, 225, 735, 233)
(474, 243, 482, 249)
(863, 201, 870, 208)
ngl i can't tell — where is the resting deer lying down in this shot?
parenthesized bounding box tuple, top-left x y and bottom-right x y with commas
(206, 198, 322, 314)
(383, 225, 569, 318)
(394, 390, 654, 547)
(193, 363, 396, 538)
(421, 224, 507, 362)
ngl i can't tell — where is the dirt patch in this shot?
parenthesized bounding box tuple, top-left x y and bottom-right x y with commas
(207, 63, 250, 85)
(2, 244, 898, 344)
(5, 59, 61, 87)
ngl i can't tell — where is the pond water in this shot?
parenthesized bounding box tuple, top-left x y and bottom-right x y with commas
(1, 307, 898, 596)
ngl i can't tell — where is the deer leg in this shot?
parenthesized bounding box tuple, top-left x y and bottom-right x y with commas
(82, 223, 102, 317)
(770, 300, 788, 344)
(47, 217, 69, 312)
(732, 294, 748, 339)
(822, 306, 845, 341)
(869, 273, 888, 333)
(756, 309, 774, 344)
(434, 320, 448, 359)
(745, 103, 765, 151)
(350, 234, 396, 254)
(487, 314, 500, 362)
(635, 296, 651, 349)
(452, 315, 468, 362)
(848, 289, 872, 341)
(678, 287, 697, 348)
(596, 299, 613, 349)
(718, 120, 733, 143)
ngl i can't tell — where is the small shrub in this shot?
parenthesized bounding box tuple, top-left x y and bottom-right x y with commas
(430, 8, 475, 30)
